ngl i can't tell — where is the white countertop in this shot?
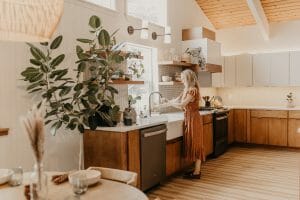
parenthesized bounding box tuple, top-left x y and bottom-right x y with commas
(224, 105, 300, 111)
(92, 111, 213, 133)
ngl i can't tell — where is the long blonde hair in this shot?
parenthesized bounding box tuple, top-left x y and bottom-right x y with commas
(181, 69, 201, 97)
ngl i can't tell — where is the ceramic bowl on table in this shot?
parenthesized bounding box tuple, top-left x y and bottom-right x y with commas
(0, 169, 13, 185)
(69, 170, 101, 186)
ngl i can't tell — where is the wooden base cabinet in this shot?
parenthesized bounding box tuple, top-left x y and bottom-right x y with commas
(228, 110, 234, 144)
(249, 110, 288, 146)
(288, 111, 300, 147)
(250, 117, 268, 144)
(268, 118, 287, 146)
(166, 139, 182, 176)
(234, 109, 248, 142)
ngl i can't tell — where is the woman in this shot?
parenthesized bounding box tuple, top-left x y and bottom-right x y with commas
(158, 69, 204, 179)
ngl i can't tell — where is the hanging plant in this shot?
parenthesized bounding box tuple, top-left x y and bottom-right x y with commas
(128, 59, 145, 79)
(185, 47, 206, 70)
(21, 15, 136, 135)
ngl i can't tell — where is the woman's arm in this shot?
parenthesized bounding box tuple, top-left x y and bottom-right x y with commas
(170, 93, 194, 109)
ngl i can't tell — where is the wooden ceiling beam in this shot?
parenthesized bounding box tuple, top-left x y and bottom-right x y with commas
(246, 0, 269, 40)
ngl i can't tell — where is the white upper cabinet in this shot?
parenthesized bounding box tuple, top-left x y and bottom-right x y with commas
(235, 54, 252, 87)
(289, 51, 300, 86)
(224, 56, 236, 87)
(253, 53, 271, 86)
(269, 52, 290, 86)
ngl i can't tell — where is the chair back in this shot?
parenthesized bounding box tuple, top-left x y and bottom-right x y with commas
(88, 167, 138, 187)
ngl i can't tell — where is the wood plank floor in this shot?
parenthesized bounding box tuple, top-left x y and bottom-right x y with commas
(147, 146, 300, 200)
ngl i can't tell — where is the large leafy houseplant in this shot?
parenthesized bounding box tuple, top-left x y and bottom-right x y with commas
(21, 15, 134, 135)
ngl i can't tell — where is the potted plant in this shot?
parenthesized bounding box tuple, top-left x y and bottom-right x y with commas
(20, 15, 136, 169)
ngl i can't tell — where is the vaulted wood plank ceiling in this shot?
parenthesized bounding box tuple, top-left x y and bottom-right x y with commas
(196, 0, 300, 29)
(261, 0, 300, 23)
(196, 0, 256, 29)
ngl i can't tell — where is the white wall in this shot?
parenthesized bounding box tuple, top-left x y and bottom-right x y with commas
(218, 87, 300, 107)
(217, 20, 300, 55)
(0, 0, 212, 171)
(216, 20, 300, 107)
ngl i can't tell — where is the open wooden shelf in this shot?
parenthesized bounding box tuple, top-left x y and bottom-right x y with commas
(158, 81, 183, 86)
(110, 80, 144, 85)
(158, 61, 222, 73)
(0, 128, 9, 136)
(87, 50, 143, 59)
(158, 61, 194, 67)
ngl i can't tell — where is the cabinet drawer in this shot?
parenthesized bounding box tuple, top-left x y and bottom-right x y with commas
(251, 110, 287, 118)
(289, 111, 300, 119)
(203, 114, 212, 124)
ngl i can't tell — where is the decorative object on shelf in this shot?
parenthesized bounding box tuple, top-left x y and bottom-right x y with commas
(0, 0, 64, 42)
(181, 51, 191, 63)
(185, 47, 206, 70)
(21, 105, 48, 200)
(152, 26, 172, 44)
(127, 20, 149, 39)
(161, 76, 172, 82)
(128, 59, 145, 79)
(286, 92, 295, 108)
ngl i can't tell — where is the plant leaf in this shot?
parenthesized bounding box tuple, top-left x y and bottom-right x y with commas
(50, 121, 62, 136)
(77, 38, 93, 43)
(98, 29, 110, 46)
(50, 35, 63, 49)
(50, 54, 65, 68)
(89, 15, 101, 29)
(30, 47, 46, 61)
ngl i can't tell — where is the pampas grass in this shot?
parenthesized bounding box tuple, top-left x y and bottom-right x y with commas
(22, 105, 45, 164)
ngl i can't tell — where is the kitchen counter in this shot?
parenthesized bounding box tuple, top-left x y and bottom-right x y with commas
(224, 105, 300, 111)
(92, 111, 214, 133)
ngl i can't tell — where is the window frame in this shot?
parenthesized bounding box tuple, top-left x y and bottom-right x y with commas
(82, 0, 117, 11)
(125, 0, 168, 27)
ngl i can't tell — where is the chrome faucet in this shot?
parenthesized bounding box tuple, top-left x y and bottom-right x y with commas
(149, 91, 163, 117)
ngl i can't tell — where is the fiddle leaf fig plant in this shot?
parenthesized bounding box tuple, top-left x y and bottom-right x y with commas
(21, 15, 135, 135)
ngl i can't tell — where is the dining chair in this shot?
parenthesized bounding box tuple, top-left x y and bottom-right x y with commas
(87, 167, 138, 187)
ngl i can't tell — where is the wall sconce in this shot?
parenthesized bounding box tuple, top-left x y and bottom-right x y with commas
(152, 26, 172, 44)
(127, 20, 149, 39)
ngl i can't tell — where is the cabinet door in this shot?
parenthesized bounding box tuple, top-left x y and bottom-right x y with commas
(289, 51, 300, 86)
(203, 123, 213, 156)
(288, 118, 300, 147)
(166, 140, 182, 176)
(268, 118, 288, 146)
(224, 56, 236, 87)
(236, 54, 253, 86)
(234, 109, 247, 142)
(270, 52, 289, 86)
(250, 117, 268, 144)
(253, 53, 271, 86)
(228, 110, 234, 144)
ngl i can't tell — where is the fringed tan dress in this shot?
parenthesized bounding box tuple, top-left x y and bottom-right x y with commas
(183, 87, 205, 162)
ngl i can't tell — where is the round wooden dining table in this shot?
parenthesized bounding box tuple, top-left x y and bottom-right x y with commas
(0, 172, 149, 200)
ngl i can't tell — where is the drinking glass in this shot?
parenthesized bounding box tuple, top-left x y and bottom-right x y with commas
(9, 167, 23, 186)
(72, 174, 88, 196)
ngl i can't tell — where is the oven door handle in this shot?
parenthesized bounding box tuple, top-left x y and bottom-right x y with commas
(216, 116, 228, 121)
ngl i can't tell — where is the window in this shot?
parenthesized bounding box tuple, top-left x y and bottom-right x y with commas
(126, 43, 157, 114)
(127, 0, 167, 26)
(84, 0, 116, 10)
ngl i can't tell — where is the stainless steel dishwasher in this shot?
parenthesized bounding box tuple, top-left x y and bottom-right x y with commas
(140, 124, 167, 191)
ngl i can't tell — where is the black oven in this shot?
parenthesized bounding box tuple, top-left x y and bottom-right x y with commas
(212, 110, 229, 157)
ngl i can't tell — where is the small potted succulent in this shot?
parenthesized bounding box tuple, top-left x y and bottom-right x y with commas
(286, 92, 295, 108)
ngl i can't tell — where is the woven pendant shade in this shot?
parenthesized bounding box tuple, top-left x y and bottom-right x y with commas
(0, 0, 64, 42)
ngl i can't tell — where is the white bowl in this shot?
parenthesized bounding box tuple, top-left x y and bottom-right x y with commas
(0, 169, 13, 185)
(162, 76, 172, 82)
(69, 170, 101, 186)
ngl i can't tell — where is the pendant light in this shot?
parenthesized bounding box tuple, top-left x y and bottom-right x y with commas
(0, 0, 64, 42)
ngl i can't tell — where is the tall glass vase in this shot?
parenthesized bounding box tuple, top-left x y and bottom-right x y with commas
(30, 163, 48, 200)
